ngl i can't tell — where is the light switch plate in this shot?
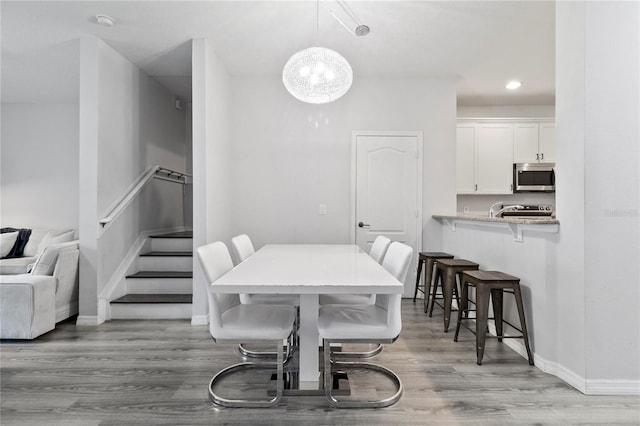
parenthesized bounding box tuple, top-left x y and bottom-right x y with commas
(319, 204, 327, 215)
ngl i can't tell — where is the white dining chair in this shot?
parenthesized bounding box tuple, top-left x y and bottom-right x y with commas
(318, 241, 413, 408)
(319, 236, 390, 306)
(196, 241, 297, 408)
(230, 234, 300, 359)
(317, 235, 392, 357)
(231, 234, 300, 307)
(230, 234, 255, 263)
(369, 235, 392, 264)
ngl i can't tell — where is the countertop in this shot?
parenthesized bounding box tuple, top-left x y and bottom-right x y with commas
(433, 214, 559, 225)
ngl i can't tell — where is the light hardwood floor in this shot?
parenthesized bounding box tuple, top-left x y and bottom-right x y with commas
(1, 300, 639, 425)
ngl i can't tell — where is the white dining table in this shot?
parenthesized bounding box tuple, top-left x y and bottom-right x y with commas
(209, 244, 403, 390)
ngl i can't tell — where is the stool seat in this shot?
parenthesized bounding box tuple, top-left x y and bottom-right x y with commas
(413, 252, 454, 313)
(454, 270, 534, 366)
(430, 259, 479, 332)
(435, 258, 479, 268)
(463, 270, 519, 282)
(419, 251, 454, 259)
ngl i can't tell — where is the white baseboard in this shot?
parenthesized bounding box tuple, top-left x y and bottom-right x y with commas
(191, 314, 208, 326)
(585, 379, 640, 396)
(486, 323, 639, 395)
(75, 315, 104, 326)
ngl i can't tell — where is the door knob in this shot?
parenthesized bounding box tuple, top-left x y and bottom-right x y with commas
(358, 222, 371, 228)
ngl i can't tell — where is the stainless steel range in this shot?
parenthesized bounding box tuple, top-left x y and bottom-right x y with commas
(499, 204, 554, 217)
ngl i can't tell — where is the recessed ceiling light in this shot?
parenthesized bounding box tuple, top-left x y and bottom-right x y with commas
(95, 15, 115, 27)
(506, 81, 522, 90)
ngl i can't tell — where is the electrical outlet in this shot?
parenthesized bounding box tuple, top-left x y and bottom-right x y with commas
(319, 204, 327, 215)
(463, 206, 470, 214)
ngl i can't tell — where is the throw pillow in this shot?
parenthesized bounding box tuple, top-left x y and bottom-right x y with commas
(0, 232, 19, 258)
(23, 229, 50, 257)
(36, 230, 74, 255)
(31, 241, 77, 276)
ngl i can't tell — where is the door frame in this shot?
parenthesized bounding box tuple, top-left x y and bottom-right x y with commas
(350, 130, 424, 256)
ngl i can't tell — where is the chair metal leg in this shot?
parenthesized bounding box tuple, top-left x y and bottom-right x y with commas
(413, 258, 424, 303)
(513, 285, 535, 366)
(475, 285, 491, 365)
(323, 339, 403, 408)
(428, 268, 442, 317)
(442, 268, 456, 332)
(491, 288, 504, 342)
(209, 338, 285, 407)
(423, 259, 435, 313)
(237, 338, 294, 361)
(332, 343, 383, 359)
(454, 280, 470, 342)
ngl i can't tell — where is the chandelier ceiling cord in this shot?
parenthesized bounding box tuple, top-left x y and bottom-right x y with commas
(282, 0, 353, 104)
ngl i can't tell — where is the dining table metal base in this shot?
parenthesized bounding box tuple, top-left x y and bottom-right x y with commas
(268, 371, 351, 396)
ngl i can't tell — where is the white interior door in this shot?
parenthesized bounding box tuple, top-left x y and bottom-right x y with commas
(352, 132, 422, 297)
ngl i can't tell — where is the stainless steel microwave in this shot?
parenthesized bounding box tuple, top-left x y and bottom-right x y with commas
(514, 163, 555, 192)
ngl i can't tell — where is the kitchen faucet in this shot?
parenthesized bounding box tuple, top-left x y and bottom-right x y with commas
(488, 201, 524, 218)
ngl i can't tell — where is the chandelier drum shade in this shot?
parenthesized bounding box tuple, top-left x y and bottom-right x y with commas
(282, 46, 353, 104)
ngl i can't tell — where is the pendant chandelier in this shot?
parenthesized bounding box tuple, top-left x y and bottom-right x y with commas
(282, 0, 353, 104)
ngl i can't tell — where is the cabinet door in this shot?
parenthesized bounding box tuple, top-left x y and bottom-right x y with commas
(539, 123, 556, 163)
(476, 123, 514, 194)
(513, 123, 540, 163)
(456, 124, 476, 194)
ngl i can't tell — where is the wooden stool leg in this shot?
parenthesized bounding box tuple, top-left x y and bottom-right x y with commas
(413, 259, 424, 303)
(454, 280, 469, 342)
(475, 284, 491, 365)
(423, 259, 434, 313)
(491, 288, 504, 342)
(513, 285, 534, 366)
(453, 272, 461, 309)
(442, 268, 456, 332)
(428, 268, 441, 317)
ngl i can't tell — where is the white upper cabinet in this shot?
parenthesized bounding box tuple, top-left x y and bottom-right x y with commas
(538, 123, 556, 163)
(456, 124, 476, 194)
(514, 122, 556, 163)
(456, 122, 514, 195)
(476, 123, 514, 194)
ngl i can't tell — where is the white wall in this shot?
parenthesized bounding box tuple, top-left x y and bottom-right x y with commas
(191, 39, 232, 323)
(78, 37, 187, 322)
(1, 103, 79, 230)
(581, 1, 639, 387)
(229, 76, 457, 252)
(552, 0, 639, 394)
(184, 104, 193, 230)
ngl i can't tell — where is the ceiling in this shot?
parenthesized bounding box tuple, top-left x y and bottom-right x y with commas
(0, 1, 555, 105)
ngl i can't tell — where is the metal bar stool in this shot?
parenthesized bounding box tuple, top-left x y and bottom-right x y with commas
(454, 270, 534, 366)
(413, 252, 454, 313)
(429, 258, 479, 332)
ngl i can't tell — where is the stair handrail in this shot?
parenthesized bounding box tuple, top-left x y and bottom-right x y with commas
(98, 165, 191, 234)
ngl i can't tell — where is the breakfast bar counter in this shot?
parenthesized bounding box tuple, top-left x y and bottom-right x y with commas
(433, 214, 559, 225)
(433, 214, 559, 242)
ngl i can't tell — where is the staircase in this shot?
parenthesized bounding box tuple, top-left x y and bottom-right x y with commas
(110, 231, 193, 319)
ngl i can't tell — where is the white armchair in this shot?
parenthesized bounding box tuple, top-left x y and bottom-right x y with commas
(0, 240, 79, 339)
